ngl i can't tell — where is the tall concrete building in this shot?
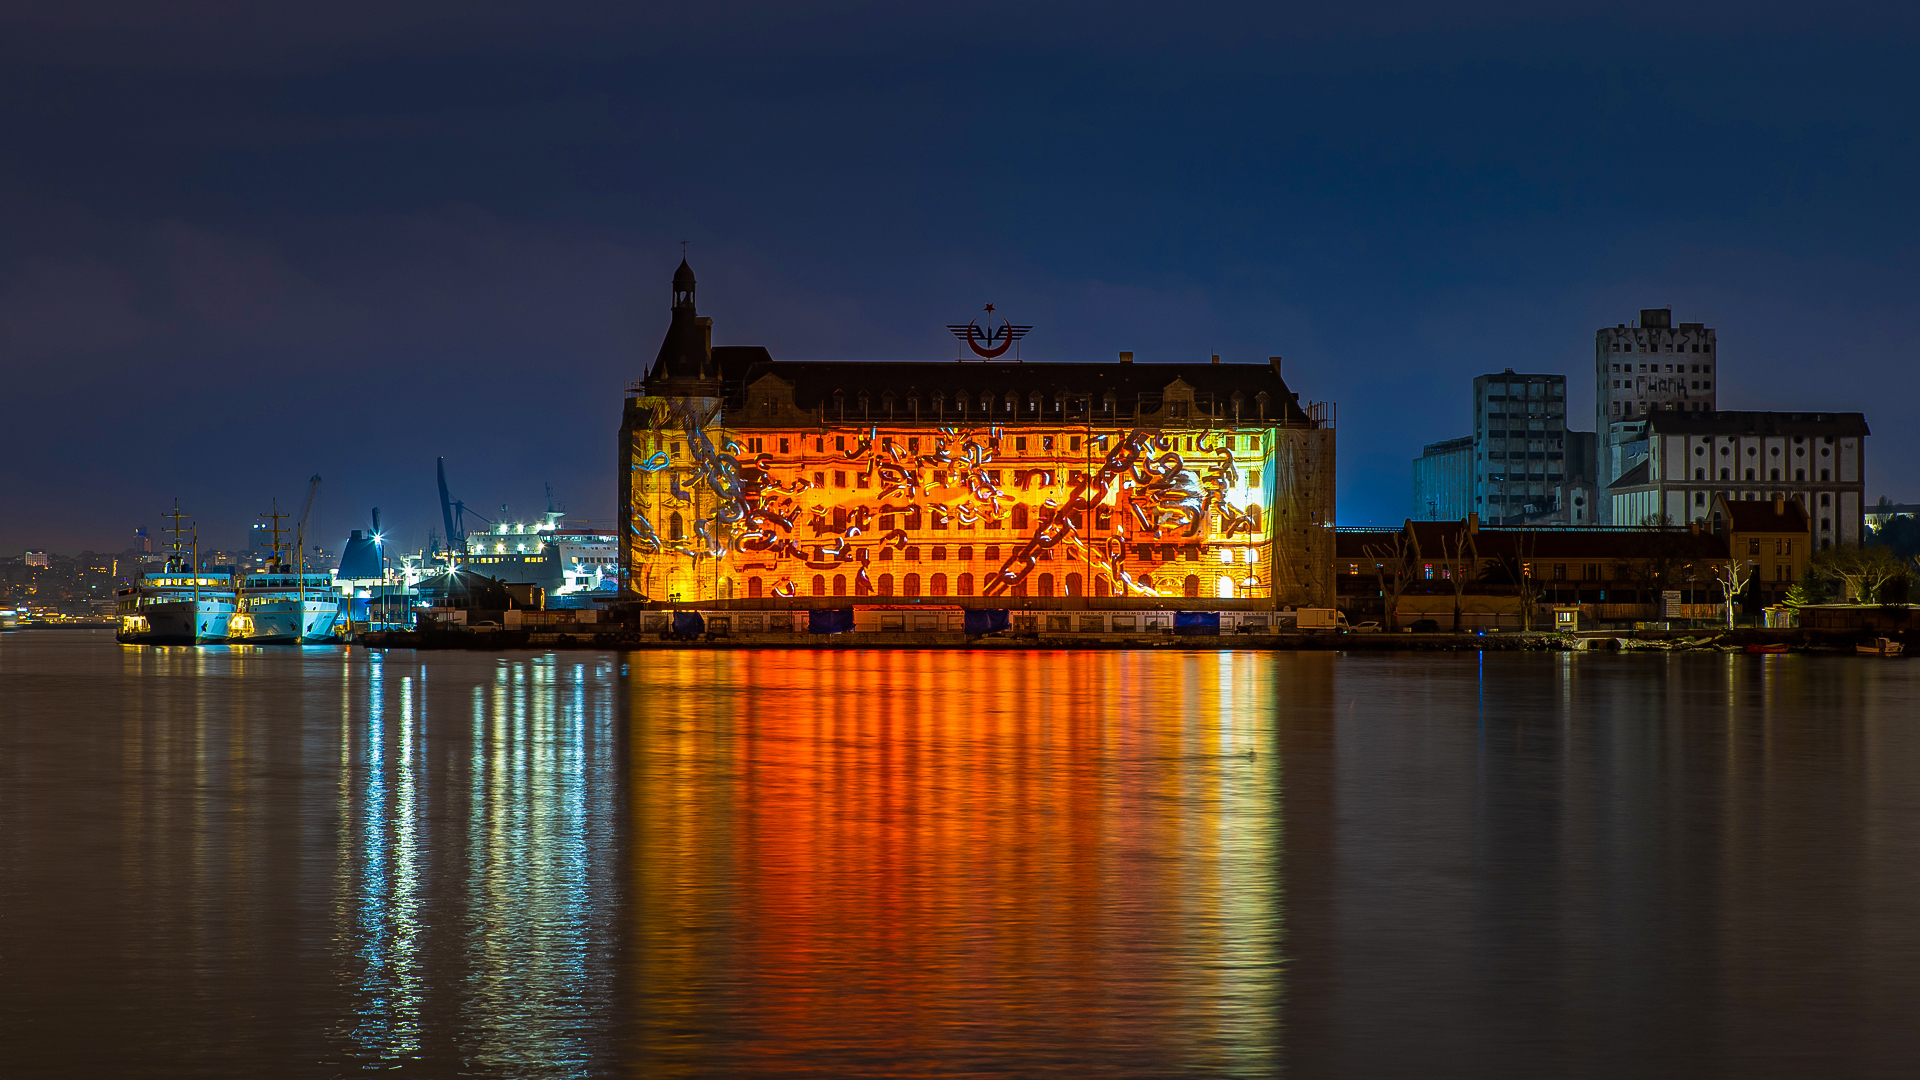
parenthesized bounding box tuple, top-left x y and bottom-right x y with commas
(1595, 307, 1718, 522)
(1411, 436, 1472, 521)
(1471, 370, 1593, 524)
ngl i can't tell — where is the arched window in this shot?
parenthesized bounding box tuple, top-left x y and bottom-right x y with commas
(1820, 468, 1831, 481)
(1217, 575, 1235, 599)
(1795, 469, 1805, 481)
(1012, 504, 1030, 530)
(1770, 468, 1780, 481)
(878, 573, 894, 595)
(669, 512, 684, 541)
(880, 548, 894, 561)
(721, 578, 733, 599)
(833, 574, 847, 596)
(1013, 581, 1028, 597)
(1065, 572, 1081, 596)
(1140, 574, 1155, 590)
(1745, 468, 1756, 480)
(958, 572, 974, 596)
(958, 546, 972, 561)
(1695, 468, 1706, 480)
(931, 573, 948, 595)
(812, 574, 826, 596)
(905, 507, 923, 531)
(1095, 575, 1110, 597)
(856, 574, 872, 596)
(906, 546, 921, 562)
(1248, 504, 1263, 530)
(1720, 468, 1730, 480)
(1096, 505, 1112, 530)
(1038, 573, 1054, 597)
(748, 577, 763, 598)
(1183, 574, 1200, 598)
(905, 573, 922, 596)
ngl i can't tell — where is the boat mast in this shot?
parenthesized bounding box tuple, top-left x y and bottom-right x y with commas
(191, 525, 200, 602)
(164, 499, 189, 573)
(261, 500, 289, 571)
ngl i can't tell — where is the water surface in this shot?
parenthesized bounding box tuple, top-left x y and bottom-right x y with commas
(2, 631, 1916, 1078)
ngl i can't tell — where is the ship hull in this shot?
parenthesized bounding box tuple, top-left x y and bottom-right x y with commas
(117, 600, 235, 645)
(238, 600, 341, 644)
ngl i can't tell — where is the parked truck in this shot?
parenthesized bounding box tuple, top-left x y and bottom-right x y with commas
(1295, 608, 1349, 632)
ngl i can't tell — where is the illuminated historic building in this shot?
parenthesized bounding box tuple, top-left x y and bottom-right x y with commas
(619, 260, 1336, 608)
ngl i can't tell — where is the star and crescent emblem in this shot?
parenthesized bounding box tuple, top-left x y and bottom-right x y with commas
(945, 303, 1032, 358)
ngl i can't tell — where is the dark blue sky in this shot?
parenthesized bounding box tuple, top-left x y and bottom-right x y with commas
(4, 2, 1916, 552)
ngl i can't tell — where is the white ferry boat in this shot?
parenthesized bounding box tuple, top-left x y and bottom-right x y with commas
(232, 503, 341, 644)
(115, 504, 236, 645)
(233, 569, 340, 643)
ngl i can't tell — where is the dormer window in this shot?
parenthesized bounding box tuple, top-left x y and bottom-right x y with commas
(1005, 391, 1018, 415)
(858, 390, 870, 418)
(882, 390, 896, 418)
(1028, 391, 1042, 414)
(932, 392, 945, 418)
(1103, 390, 1117, 414)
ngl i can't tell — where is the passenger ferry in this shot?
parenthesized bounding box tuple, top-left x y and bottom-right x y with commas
(115, 504, 236, 645)
(233, 503, 341, 644)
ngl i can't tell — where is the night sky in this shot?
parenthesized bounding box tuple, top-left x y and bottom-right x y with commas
(5, 2, 1916, 553)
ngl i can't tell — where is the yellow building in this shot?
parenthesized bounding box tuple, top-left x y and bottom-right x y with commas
(618, 260, 1336, 608)
(1714, 494, 1811, 606)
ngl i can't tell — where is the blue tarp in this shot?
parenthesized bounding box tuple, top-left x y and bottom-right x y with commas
(1174, 611, 1221, 636)
(809, 608, 854, 634)
(964, 609, 1011, 635)
(671, 611, 706, 637)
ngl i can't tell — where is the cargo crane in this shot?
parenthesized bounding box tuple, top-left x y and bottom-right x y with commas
(436, 458, 489, 561)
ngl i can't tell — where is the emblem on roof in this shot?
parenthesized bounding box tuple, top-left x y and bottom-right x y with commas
(945, 303, 1032, 359)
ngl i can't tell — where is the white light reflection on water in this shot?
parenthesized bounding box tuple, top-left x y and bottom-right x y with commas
(327, 651, 621, 1078)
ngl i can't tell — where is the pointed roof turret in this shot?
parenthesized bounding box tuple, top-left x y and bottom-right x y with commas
(647, 257, 714, 385)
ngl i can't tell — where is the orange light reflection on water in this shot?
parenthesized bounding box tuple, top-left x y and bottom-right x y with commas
(630, 650, 1283, 1078)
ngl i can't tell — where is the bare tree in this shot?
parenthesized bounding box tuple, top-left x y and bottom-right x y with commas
(1439, 526, 1479, 632)
(1361, 529, 1415, 633)
(1813, 543, 1909, 603)
(1711, 557, 1754, 629)
(1488, 530, 1543, 630)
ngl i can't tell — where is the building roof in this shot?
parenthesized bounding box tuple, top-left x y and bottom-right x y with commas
(1421, 435, 1474, 456)
(1644, 410, 1871, 437)
(739, 359, 1312, 424)
(1608, 459, 1651, 490)
(1716, 496, 1811, 534)
(635, 261, 1315, 425)
(1402, 521, 1726, 561)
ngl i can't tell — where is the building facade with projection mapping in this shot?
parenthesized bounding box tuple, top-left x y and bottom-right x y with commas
(618, 260, 1336, 611)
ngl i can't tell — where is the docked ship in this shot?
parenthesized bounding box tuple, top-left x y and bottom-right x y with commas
(115, 504, 237, 645)
(233, 503, 341, 644)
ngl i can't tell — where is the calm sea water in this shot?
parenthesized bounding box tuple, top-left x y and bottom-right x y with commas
(2, 629, 1918, 1078)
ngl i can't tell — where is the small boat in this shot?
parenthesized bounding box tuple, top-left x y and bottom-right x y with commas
(1856, 637, 1905, 656)
(1745, 643, 1792, 654)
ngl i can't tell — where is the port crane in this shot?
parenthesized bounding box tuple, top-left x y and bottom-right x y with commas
(436, 458, 489, 559)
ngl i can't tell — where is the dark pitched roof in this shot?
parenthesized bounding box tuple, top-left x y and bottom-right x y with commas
(1608, 459, 1651, 490)
(1718, 497, 1811, 533)
(741, 359, 1312, 424)
(1645, 410, 1871, 437)
(1342, 520, 1727, 562)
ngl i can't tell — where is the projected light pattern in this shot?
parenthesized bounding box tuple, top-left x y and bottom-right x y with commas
(624, 412, 1277, 604)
